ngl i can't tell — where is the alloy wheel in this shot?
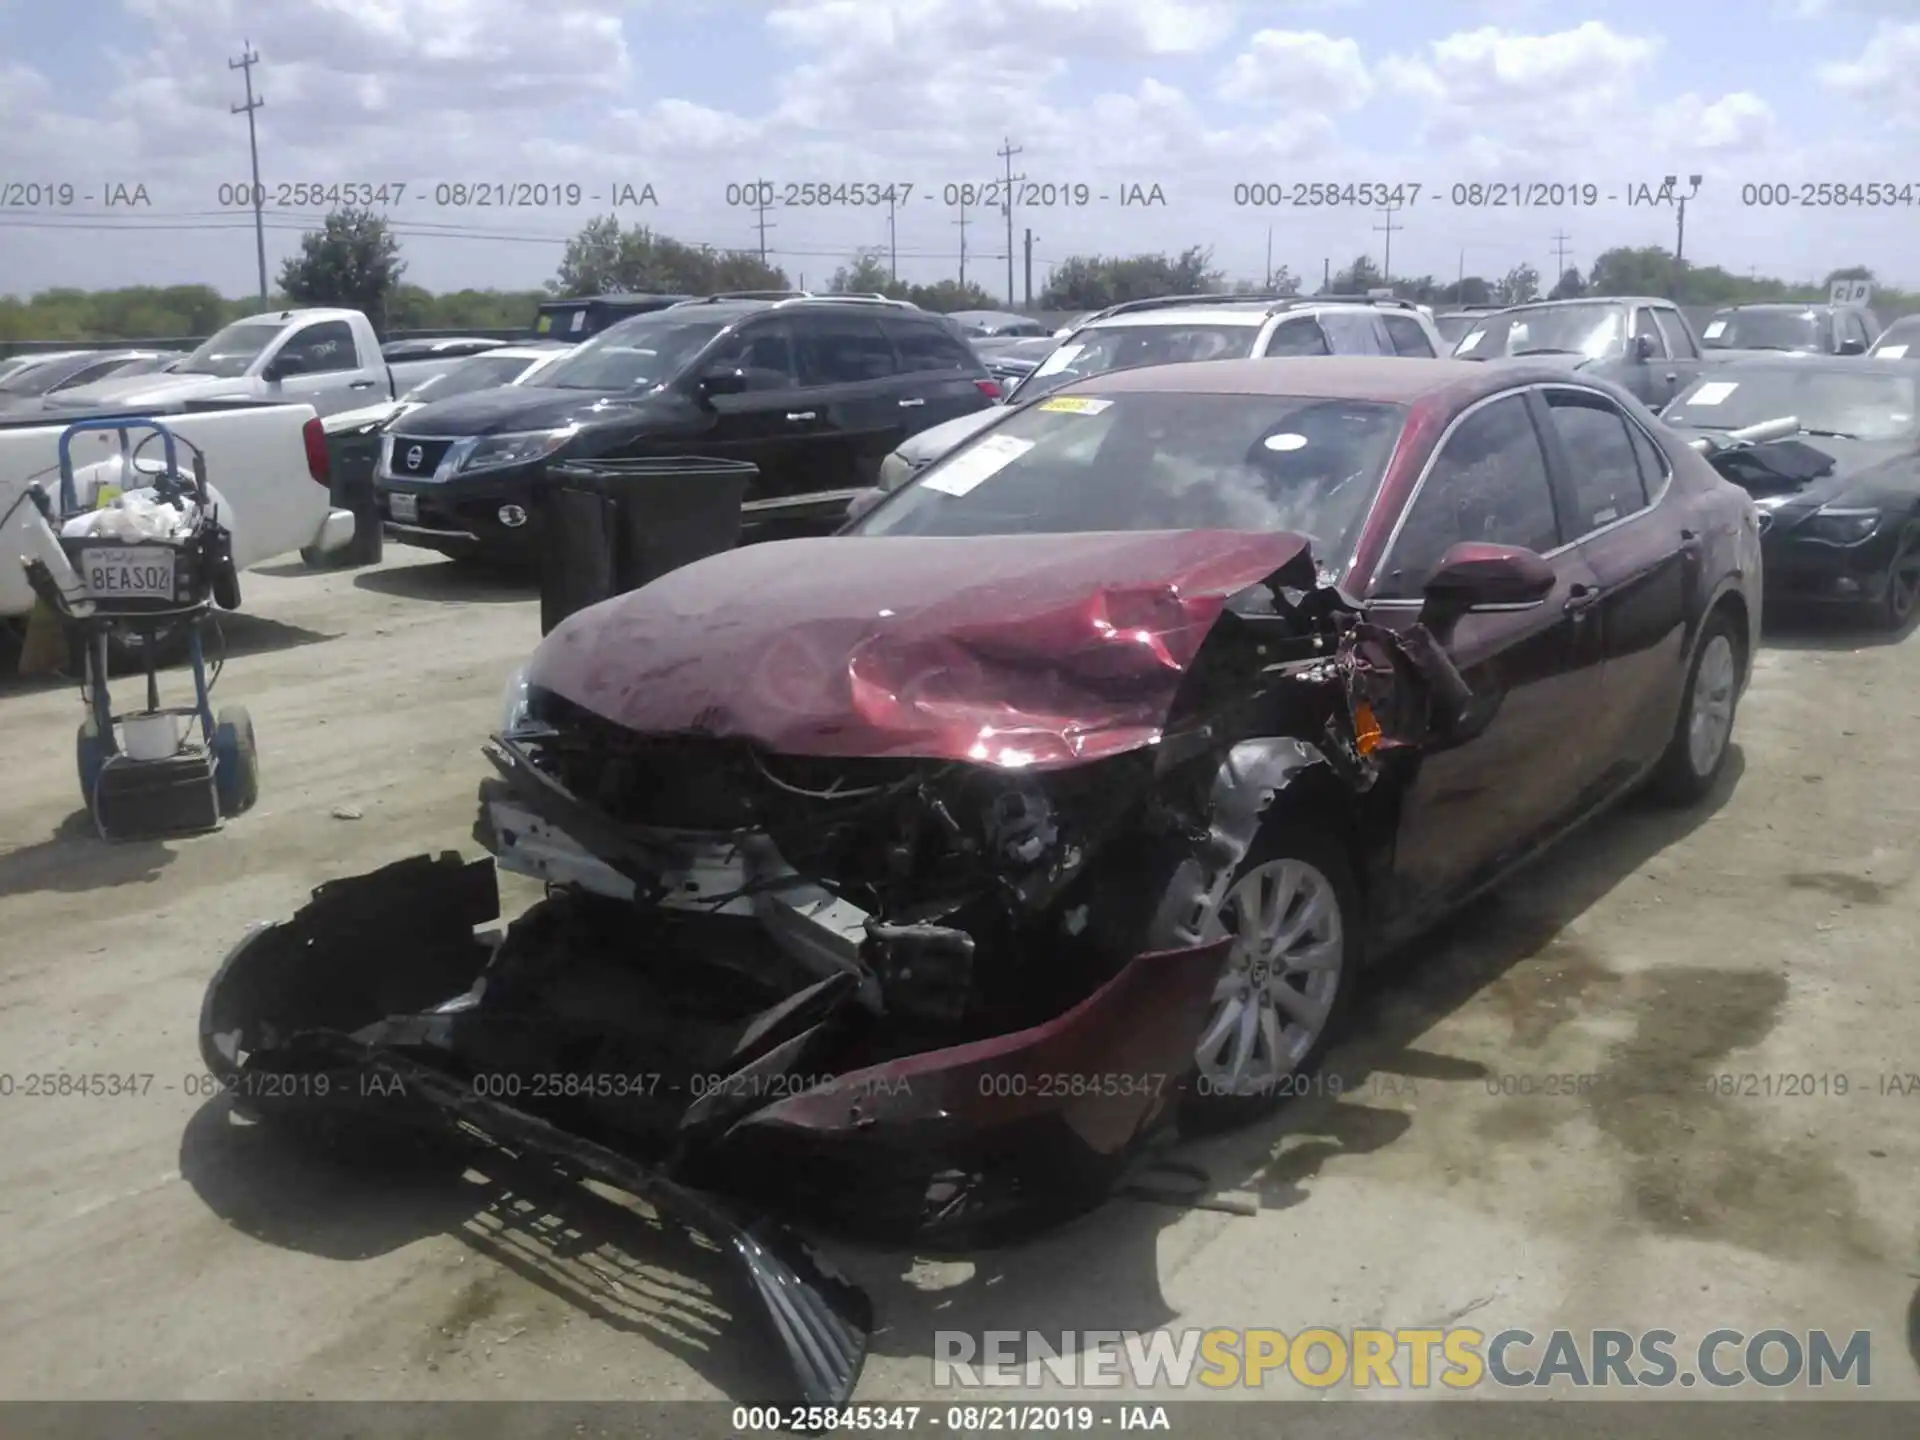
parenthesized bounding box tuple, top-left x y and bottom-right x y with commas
(1687, 633, 1737, 779)
(1194, 858, 1345, 1096)
(1887, 526, 1920, 625)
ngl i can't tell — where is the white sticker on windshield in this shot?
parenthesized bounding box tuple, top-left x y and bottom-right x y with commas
(1034, 343, 1084, 377)
(1454, 329, 1483, 354)
(920, 433, 1034, 497)
(570, 311, 585, 332)
(1686, 381, 1739, 406)
(1264, 433, 1309, 451)
(1703, 320, 1727, 339)
(1878, 344, 1909, 359)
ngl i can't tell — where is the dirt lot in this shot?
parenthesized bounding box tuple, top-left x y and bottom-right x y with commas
(0, 543, 1914, 1409)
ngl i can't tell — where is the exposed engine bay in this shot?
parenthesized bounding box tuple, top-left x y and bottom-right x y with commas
(197, 541, 1464, 1407)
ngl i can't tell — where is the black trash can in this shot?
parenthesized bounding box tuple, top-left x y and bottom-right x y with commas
(304, 424, 385, 568)
(538, 456, 757, 635)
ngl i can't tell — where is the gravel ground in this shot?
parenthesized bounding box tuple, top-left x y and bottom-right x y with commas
(0, 543, 1913, 1415)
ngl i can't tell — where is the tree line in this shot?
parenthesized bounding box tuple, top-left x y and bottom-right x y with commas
(3, 205, 1912, 344)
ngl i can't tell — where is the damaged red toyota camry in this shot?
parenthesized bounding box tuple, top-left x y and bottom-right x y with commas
(200, 357, 1761, 1404)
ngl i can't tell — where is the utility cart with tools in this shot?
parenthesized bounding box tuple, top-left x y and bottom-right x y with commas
(20, 416, 259, 838)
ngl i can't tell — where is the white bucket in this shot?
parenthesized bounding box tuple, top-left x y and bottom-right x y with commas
(121, 713, 180, 761)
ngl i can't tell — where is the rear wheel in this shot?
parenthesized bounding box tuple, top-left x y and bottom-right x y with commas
(1877, 520, 1920, 630)
(1648, 610, 1741, 806)
(1179, 824, 1359, 1133)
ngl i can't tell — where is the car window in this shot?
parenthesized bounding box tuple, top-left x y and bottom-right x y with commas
(1626, 418, 1670, 494)
(794, 315, 899, 385)
(1846, 312, 1871, 348)
(1542, 390, 1651, 538)
(276, 321, 358, 376)
(1632, 308, 1668, 359)
(1653, 309, 1697, 359)
(885, 320, 980, 374)
(705, 321, 800, 391)
(49, 358, 136, 391)
(1318, 311, 1386, 355)
(1263, 316, 1331, 357)
(1374, 394, 1560, 600)
(1382, 314, 1437, 357)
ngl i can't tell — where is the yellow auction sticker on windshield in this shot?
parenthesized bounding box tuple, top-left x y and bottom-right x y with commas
(1037, 396, 1112, 414)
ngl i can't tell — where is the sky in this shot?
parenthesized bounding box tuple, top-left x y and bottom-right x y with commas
(4, 0, 1920, 302)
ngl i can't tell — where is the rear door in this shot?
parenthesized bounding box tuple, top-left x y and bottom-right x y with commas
(1532, 385, 1692, 786)
(790, 311, 907, 490)
(881, 315, 995, 434)
(1363, 390, 1606, 928)
(1650, 306, 1700, 399)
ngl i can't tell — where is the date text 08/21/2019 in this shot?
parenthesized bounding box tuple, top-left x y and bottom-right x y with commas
(209, 182, 661, 210)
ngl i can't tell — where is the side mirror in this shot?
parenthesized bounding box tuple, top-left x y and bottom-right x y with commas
(1417, 542, 1556, 635)
(845, 487, 885, 524)
(695, 368, 749, 404)
(261, 358, 288, 383)
(1838, 337, 1866, 356)
(1632, 333, 1656, 362)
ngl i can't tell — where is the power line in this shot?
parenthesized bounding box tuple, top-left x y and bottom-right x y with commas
(1551, 229, 1572, 283)
(1374, 202, 1403, 285)
(228, 41, 268, 306)
(996, 137, 1024, 307)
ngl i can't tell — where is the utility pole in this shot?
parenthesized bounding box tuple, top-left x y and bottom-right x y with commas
(1374, 203, 1403, 285)
(1551, 230, 1572, 288)
(229, 41, 268, 306)
(886, 191, 899, 282)
(954, 196, 969, 289)
(1023, 228, 1035, 306)
(1265, 226, 1273, 290)
(753, 185, 774, 266)
(1456, 248, 1465, 298)
(996, 138, 1024, 306)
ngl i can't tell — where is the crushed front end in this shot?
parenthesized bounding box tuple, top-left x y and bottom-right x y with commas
(197, 533, 1457, 1405)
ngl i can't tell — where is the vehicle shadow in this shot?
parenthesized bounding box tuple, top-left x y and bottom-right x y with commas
(1761, 606, 1917, 651)
(177, 1096, 801, 1403)
(0, 809, 175, 898)
(172, 754, 1744, 1401)
(206, 611, 337, 661)
(839, 749, 1748, 1373)
(354, 560, 534, 605)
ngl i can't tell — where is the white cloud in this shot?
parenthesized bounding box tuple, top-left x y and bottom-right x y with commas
(1819, 21, 1920, 99)
(1216, 30, 1372, 111)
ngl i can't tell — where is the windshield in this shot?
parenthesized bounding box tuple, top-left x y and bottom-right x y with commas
(177, 320, 284, 378)
(1868, 317, 1920, 359)
(1007, 323, 1258, 401)
(1664, 369, 1918, 441)
(1700, 309, 1824, 352)
(852, 390, 1406, 564)
(399, 353, 544, 403)
(0, 357, 82, 396)
(1434, 314, 1481, 346)
(534, 317, 725, 391)
(1455, 303, 1624, 360)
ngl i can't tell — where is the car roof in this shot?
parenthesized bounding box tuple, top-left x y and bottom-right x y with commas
(1079, 299, 1415, 330)
(1677, 355, 1915, 381)
(473, 345, 573, 361)
(1069, 355, 1561, 402)
(1714, 302, 1832, 313)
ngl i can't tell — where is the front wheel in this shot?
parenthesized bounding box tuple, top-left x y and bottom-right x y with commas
(1179, 824, 1360, 1133)
(1647, 611, 1742, 806)
(1877, 520, 1920, 631)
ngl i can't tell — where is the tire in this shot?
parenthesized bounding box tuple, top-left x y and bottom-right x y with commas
(212, 705, 260, 817)
(76, 722, 108, 813)
(1647, 609, 1742, 806)
(1178, 822, 1361, 1134)
(1877, 520, 1920, 630)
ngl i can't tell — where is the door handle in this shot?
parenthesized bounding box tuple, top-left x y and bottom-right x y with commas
(785, 411, 817, 422)
(1679, 527, 1703, 555)
(898, 397, 925, 408)
(1564, 582, 1601, 616)
(350, 380, 375, 390)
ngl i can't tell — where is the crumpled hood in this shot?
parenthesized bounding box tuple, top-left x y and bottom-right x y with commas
(526, 529, 1313, 768)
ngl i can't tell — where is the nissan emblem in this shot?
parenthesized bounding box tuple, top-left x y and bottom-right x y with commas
(406, 445, 424, 470)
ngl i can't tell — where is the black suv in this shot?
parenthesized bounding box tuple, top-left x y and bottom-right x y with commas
(377, 295, 1001, 563)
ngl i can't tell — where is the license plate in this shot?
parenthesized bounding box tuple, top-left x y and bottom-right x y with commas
(389, 493, 419, 523)
(82, 547, 175, 600)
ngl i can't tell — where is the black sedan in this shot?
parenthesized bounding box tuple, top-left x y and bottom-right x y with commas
(1661, 358, 1920, 627)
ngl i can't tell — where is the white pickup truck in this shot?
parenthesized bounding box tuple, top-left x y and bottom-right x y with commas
(0, 402, 351, 624)
(41, 307, 461, 420)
